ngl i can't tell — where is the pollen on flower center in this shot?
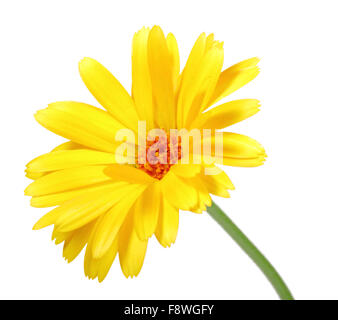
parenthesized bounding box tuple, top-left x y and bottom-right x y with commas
(136, 131, 182, 180)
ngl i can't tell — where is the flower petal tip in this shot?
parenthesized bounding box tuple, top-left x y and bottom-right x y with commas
(24, 186, 32, 196)
(151, 25, 163, 33)
(250, 57, 261, 65)
(91, 247, 105, 260)
(78, 57, 96, 75)
(78, 57, 92, 66)
(32, 222, 41, 231)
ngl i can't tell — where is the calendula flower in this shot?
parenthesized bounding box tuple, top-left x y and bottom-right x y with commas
(25, 26, 274, 286)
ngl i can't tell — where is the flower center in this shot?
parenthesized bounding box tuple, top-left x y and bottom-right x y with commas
(136, 131, 182, 180)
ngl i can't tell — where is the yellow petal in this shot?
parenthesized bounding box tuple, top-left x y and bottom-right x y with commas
(185, 45, 224, 127)
(194, 99, 260, 129)
(63, 221, 94, 262)
(25, 165, 113, 196)
(170, 164, 201, 178)
(176, 33, 206, 128)
(133, 183, 160, 240)
(155, 196, 179, 247)
(96, 240, 118, 282)
(26, 150, 117, 173)
(51, 141, 86, 151)
(205, 33, 215, 50)
(178, 34, 223, 128)
(35, 102, 124, 153)
(119, 214, 148, 278)
(25, 171, 45, 180)
(104, 164, 157, 184)
(160, 171, 198, 210)
(200, 166, 234, 197)
(91, 185, 146, 259)
(52, 226, 72, 245)
(209, 57, 260, 106)
(182, 43, 224, 128)
(32, 183, 128, 231)
(56, 183, 138, 233)
(177, 33, 206, 127)
(186, 176, 212, 213)
(26, 141, 89, 180)
(84, 216, 119, 281)
(79, 57, 139, 131)
(166, 32, 180, 89)
(228, 57, 260, 71)
(220, 156, 266, 167)
(31, 181, 121, 208)
(148, 26, 175, 129)
(201, 132, 266, 166)
(84, 217, 100, 279)
(132, 27, 154, 127)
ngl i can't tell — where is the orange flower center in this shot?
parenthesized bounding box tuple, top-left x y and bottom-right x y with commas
(136, 131, 182, 180)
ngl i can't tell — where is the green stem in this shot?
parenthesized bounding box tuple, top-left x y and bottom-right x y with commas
(206, 201, 294, 300)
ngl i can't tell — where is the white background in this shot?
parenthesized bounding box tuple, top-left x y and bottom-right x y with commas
(1, 0, 337, 300)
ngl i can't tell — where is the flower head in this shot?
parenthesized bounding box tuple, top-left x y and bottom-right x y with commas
(25, 26, 266, 281)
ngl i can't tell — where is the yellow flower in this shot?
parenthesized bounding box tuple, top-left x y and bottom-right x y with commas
(25, 26, 266, 282)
